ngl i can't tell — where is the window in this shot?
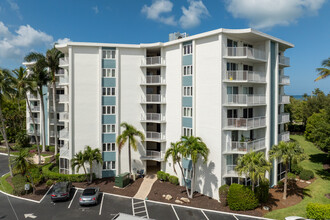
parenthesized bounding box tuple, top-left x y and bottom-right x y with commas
(183, 107, 193, 117)
(102, 87, 115, 96)
(56, 89, 65, 95)
(102, 50, 116, 59)
(102, 124, 116, 133)
(184, 168, 192, 180)
(102, 68, 115, 78)
(103, 143, 115, 152)
(183, 44, 192, 55)
(59, 158, 69, 174)
(103, 161, 115, 170)
(227, 39, 238, 47)
(227, 62, 238, 71)
(183, 65, 193, 75)
(102, 106, 115, 115)
(183, 86, 193, 96)
(183, 127, 193, 137)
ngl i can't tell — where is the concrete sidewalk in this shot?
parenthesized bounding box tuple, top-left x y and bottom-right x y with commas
(133, 174, 157, 200)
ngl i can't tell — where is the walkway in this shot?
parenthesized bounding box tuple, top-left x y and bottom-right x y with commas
(133, 174, 157, 200)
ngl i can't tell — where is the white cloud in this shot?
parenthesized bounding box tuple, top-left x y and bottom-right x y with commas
(141, 0, 177, 26)
(92, 6, 99, 14)
(56, 38, 71, 45)
(179, 0, 209, 29)
(225, 0, 326, 29)
(6, 0, 22, 20)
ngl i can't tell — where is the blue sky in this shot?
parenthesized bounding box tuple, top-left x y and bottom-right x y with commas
(0, 0, 329, 95)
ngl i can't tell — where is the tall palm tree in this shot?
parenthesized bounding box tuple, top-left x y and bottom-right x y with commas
(180, 136, 209, 199)
(116, 122, 145, 175)
(71, 151, 88, 182)
(46, 48, 64, 155)
(315, 57, 330, 81)
(0, 68, 15, 176)
(11, 67, 41, 164)
(12, 149, 31, 174)
(235, 151, 272, 192)
(83, 146, 103, 183)
(269, 141, 306, 199)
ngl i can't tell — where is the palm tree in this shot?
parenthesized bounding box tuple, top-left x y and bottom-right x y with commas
(12, 149, 31, 174)
(71, 151, 88, 182)
(315, 57, 330, 81)
(0, 68, 15, 176)
(11, 67, 41, 164)
(83, 146, 103, 183)
(269, 141, 306, 199)
(235, 151, 272, 192)
(116, 122, 145, 175)
(180, 136, 209, 199)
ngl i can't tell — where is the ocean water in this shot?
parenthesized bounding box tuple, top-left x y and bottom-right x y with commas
(291, 95, 304, 100)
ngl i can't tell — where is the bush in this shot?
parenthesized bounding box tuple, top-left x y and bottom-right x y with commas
(157, 171, 164, 180)
(169, 175, 179, 185)
(291, 163, 303, 175)
(299, 169, 314, 180)
(218, 184, 229, 204)
(42, 163, 91, 182)
(306, 203, 330, 220)
(15, 131, 31, 149)
(12, 174, 27, 195)
(46, 179, 54, 187)
(255, 180, 270, 203)
(156, 171, 169, 181)
(287, 172, 296, 180)
(227, 184, 258, 211)
(26, 167, 43, 186)
(277, 181, 284, 188)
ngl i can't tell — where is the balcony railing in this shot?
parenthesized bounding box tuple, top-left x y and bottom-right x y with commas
(55, 69, 65, 76)
(279, 95, 290, 104)
(226, 47, 266, 60)
(141, 113, 165, 122)
(59, 128, 69, 140)
(278, 113, 290, 124)
(146, 132, 166, 141)
(279, 75, 290, 85)
(278, 131, 290, 142)
(59, 94, 69, 103)
(28, 117, 40, 124)
(141, 94, 165, 103)
(141, 150, 164, 161)
(59, 112, 69, 121)
(59, 57, 69, 67)
(30, 106, 40, 112)
(279, 55, 290, 66)
(226, 116, 266, 129)
(141, 75, 165, 84)
(58, 76, 69, 85)
(27, 94, 40, 100)
(225, 94, 266, 105)
(224, 71, 266, 83)
(226, 165, 237, 175)
(226, 138, 266, 153)
(142, 56, 165, 66)
(49, 131, 59, 137)
(60, 143, 69, 157)
(27, 129, 40, 136)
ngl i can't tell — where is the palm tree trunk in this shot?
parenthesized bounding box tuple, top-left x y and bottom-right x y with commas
(283, 162, 288, 200)
(177, 161, 190, 196)
(89, 162, 93, 183)
(82, 165, 88, 182)
(252, 181, 255, 192)
(26, 94, 41, 164)
(39, 89, 46, 152)
(128, 139, 131, 175)
(118, 150, 121, 175)
(188, 163, 196, 199)
(52, 81, 58, 155)
(0, 103, 13, 177)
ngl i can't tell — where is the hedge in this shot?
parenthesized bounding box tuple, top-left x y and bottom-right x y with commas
(12, 174, 28, 195)
(306, 203, 330, 220)
(156, 171, 170, 181)
(227, 183, 258, 211)
(291, 163, 303, 175)
(219, 184, 229, 204)
(169, 175, 179, 185)
(287, 172, 296, 180)
(42, 163, 91, 182)
(299, 169, 314, 180)
(255, 180, 270, 203)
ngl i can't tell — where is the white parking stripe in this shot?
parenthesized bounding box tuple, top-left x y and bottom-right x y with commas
(201, 210, 209, 220)
(144, 200, 149, 219)
(99, 193, 104, 215)
(40, 185, 53, 203)
(68, 188, 79, 209)
(131, 198, 135, 216)
(171, 205, 180, 220)
(233, 214, 239, 220)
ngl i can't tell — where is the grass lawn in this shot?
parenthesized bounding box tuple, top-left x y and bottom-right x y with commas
(265, 135, 330, 220)
(0, 173, 14, 194)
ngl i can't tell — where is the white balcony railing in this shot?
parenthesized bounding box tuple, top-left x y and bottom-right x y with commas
(279, 55, 290, 66)
(278, 113, 290, 124)
(280, 76, 290, 85)
(142, 56, 165, 66)
(27, 94, 40, 100)
(224, 71, 266, 83)
(28, 117, 40, 124)
(226, 165, 237, 175)
(30, 106, 40, 112)
(27, 129, 40, 136)
(58, 76, 69, 85)
(226, 116, 266, 129)
(146, 132, 166, 141)
(60, 143, 69, 157)
(226, 138, 266, 153)
(226, 47, 266, 60)
(59, 57, 69, 66)
(59, 112, 69, 121)
(279, 95, 290, 104)
(59, 128, 69, 140)
(59, 94, 69, 103)
(141, 75, 165, 84)
(141, 113, 165, 122)
(278, 131, 290, 142)
(141, 150, 164, 161)
(225, 94, 266, 105)
(141, 94, 165, 103)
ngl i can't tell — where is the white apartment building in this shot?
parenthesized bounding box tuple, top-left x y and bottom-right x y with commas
(25, 28, 293, 200)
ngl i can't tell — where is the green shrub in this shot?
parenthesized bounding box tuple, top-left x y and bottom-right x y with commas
(291, 163, 303, 175)
(169, 175, 179, 185)
(219, 184, 229, 204)
(227, 184, 258, 211)
(164, 173, 170, 181)
(15, 131, 31, 149)
(277, 180, 284, 188)
(46, 179, 54, 187)
(42, 163, 90, 182)
(12, 174, 27, 195)
(156, 171, 169, 181)
(306, 203, 330, 220)
(255, 180, 270, 203)
(287, 172, 296, 180)
(157, 171, 164, 180)
(299, 169, 314, 180)
(26, 167, 43, 186)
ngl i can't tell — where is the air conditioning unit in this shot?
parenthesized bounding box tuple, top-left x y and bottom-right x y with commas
(169, 32, 188, 41)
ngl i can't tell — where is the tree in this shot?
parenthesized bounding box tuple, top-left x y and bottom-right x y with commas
(71, 151, 88, 182)
(235, 151, 272, 192)
(11, 67, 41, 163)
(116, 122, 145, 175)
(0, 68, 15, 176)
(180, 136, 209, 199)
(83, 146, 103, 183)
(315, 57, 330, 81)
(12, 149, 31, 174)
(269, 141, 306, 199)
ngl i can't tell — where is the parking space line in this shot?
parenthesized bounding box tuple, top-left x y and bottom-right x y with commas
(68, 188, 79, 209)
(201, 210, 209, 220)
(5, 191, 19, 220)
(144, 200, 149, 219)
(131, 198, 135, 216)
(99, 193, 104, 215)
(171, 205, 180, 220)
(39, 185, 53, 203)
(233, 214, 239, 220)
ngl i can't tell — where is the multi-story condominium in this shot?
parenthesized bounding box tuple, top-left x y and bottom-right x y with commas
(25, 28, 293, 200)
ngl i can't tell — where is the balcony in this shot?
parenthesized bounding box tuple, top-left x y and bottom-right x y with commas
(141, 94, 166, 104)
(225, 116, 266, 130)
(278, 113, 290, 124)
(58, 76, 69, 86)
(27, 129, 40, 136)
(145, 132, 166, 142)
(55, 69, 65, 76)
(279, 55, 290, 66)
(225, 165, 237, 175)
(27, 94, 40, 100)
(59, 128, 69, 140)
(49, 131, 59, 137)
(30, 106, 40, 112)
(224, 71, 266, 83)
(279, 95, 290, 104)
(140, 150, 165, 162)
(278, 131, 290, 142)
(60, 142, 69, 157)
(279, 75, 290, 85)
(28, 117, 40, 124)
(59, 57, 69, 68)
(225, 94, 266, 106)
(225, 47, 266, 61)
(59, 112, 69, 122)
(141, 56, 165, 67)
(141, 75, 166, 85)
(141, 113, 165, 123)
(59, 94, 69, 103)
(225, 138, 266, 154)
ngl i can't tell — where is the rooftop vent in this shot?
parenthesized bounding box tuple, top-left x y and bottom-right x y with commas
(169, 32, 188, 41)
